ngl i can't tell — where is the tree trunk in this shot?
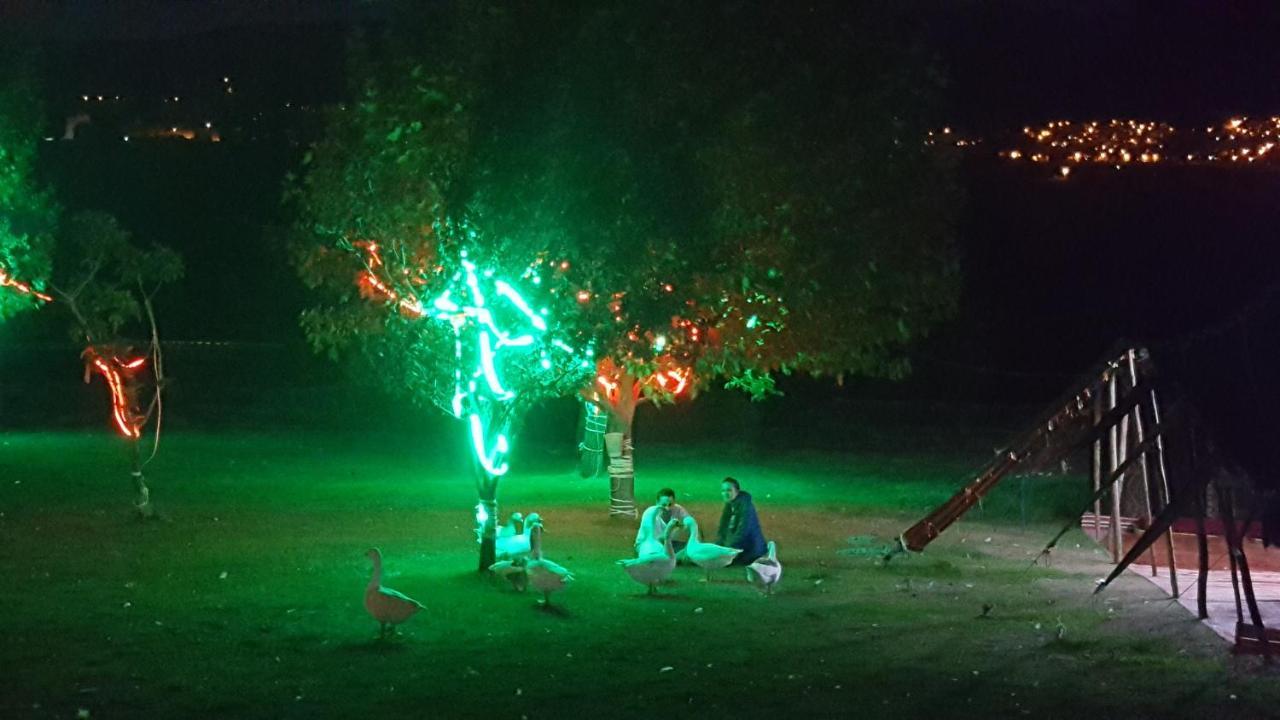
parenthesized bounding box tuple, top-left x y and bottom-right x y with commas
(130, 439, 156, 520)
(476, 478, 499, 572)
(577, 400, 607, 478)
(605, 376, 639, 519)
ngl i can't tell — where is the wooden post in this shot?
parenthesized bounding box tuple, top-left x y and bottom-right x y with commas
(1147, 388, 1179, 596)
(1208, 484, 1269, 661)
(1108, 371, 1123, 562)
(1219, 484, 1246, 626)
(1194, 483, 1210, 619)
(1126, 350, 1160, 576)
(1091, 386, 1103, 538)
(1217, 484, 1272, 662)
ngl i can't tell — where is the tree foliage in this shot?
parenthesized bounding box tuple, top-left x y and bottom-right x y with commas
(52, 211, 183, 345)
(291, 1, 960, 411)
(0, 41, 57, 321)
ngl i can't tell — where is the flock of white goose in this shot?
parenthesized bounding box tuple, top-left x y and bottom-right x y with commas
(363, 511, 781, 636)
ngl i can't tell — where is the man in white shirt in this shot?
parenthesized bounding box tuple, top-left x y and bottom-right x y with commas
(635, 488, 692, 558)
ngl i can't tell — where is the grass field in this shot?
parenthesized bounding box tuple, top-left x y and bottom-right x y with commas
(1, 430, 1276, 719)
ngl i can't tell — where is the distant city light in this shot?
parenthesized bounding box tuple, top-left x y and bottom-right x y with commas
(933, 115, 1280, 178)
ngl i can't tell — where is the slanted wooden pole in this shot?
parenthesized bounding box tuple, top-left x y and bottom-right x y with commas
(1147, 388, 1179, 596)
(1108, 371, 1123, 562)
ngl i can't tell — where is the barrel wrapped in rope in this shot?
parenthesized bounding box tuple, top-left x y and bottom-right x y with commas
(605, 432, 637, 518)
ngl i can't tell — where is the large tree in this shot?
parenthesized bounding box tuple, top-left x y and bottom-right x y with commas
(469, 2, 961, 513)
(291, 1, 960, 546)
(290, 24, 595, 568)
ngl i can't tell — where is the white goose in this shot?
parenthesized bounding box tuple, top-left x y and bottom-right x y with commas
(746, 540, 782, 595)
(363, 548, 425, 638)
(495, 512, 534, 561)
(526, 517, 574, 607)
(618, 526, 676, 595)
(684, 517, 742, 582)
(635, 514, 669, 557)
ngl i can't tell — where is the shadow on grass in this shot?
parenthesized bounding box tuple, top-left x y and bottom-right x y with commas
(336, 637, 414, 655)
(628, 591, 694, 602)
(535, 601, 574, 618)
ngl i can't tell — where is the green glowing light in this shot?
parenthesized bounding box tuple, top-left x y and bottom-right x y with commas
(495, 280, 547, 331)
(478, 332, 512, 398)
(654, 335, 667, 352)
(469, 413, 510, 476)
(746, 315, 759, 329)
(424, 249, 591, 478)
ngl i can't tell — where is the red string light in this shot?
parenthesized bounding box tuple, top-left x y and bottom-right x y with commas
(354, 242, 426, 318)
(84, 349, 148, 439)
(0, 266, 53, 303)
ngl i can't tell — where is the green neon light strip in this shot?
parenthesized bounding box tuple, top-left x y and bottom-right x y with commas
(469, 413, 509, 476)
(495, 280, 548, 331)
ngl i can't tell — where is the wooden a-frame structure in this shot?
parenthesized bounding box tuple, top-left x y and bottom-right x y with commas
(889, 346, 1275, 658)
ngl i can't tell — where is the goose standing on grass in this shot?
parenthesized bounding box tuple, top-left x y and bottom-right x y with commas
(746, 540, 782, 595)
(526, 516, 574, 607)
(364, 548, 425, 638)
(491, 512, 531, 592)
(683, 517, 742, 582)
(618, 525, 677, 595)
(495, 512, 534, 561)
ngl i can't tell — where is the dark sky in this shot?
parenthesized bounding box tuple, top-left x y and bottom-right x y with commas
(1, 0, 368, 39)
(7, 1, 1280, 127)
(919, 0, 1280, 128)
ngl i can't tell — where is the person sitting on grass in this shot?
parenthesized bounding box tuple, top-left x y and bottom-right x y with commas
(716, 476, 768, 565)
(635, 487, 692, 558)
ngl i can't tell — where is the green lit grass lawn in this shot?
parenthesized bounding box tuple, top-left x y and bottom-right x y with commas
(1, 431, 1275, 719)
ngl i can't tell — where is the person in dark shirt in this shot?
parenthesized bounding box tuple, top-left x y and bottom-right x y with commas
(715, 476, 768, 565)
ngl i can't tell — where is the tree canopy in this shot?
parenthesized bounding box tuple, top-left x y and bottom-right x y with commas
(291, 0, 960, 414)
(0, 42, 57, 320)
(51, 211, 183, 348)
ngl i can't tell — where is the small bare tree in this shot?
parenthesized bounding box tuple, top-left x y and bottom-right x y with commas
(51, 212, 182, 518)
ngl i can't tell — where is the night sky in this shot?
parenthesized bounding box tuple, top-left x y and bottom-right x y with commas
(10, 1, 1280, 125)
